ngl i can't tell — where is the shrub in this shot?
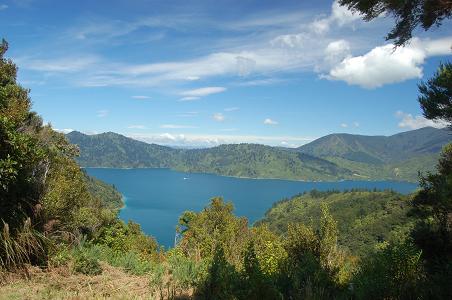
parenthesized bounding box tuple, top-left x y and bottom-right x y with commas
(73, 251, 102, 275)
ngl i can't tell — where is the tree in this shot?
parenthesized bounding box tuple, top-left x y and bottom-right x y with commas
(339, 0, 452, 46)
(418, 62, 452, 127)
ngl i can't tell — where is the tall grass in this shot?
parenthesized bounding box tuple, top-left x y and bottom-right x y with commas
(0, 218, 48, 271)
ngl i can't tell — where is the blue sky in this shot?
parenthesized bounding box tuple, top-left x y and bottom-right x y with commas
(1, 0, 451, 147)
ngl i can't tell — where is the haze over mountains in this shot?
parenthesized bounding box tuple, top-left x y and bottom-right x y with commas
(67, 127, 451, 182)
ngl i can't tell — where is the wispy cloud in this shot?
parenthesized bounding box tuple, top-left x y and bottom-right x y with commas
(18, 55, 99, 73)
(178, 96, 200, 102)
(180, 87, 226, 97)
(97, 109, 109, 118)
(176, 111, 199, 117)
(128, 125, 146, 129)
(0, 4, 8, 10)
(395, 111, 447, 130)
(160, 124, 198, 129)
(212, 113, 225, 122)
(224, 107, 239, 112)
(264, 118, 278, 125)
(131, 95, 151, 100)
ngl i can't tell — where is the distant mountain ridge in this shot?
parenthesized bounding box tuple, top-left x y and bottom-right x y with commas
(298, 127, 450, 164)
(67, 127, 451, 182)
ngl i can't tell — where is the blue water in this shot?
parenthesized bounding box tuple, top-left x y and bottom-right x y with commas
(85, 168, 418, 248)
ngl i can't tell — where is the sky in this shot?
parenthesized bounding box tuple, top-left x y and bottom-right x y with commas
(1, 0, 451, 147)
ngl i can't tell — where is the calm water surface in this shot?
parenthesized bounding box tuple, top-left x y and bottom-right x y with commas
(86, 168, 417, 248)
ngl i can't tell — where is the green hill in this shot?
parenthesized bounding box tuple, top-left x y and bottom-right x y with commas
(255, 190, 414, 256)
(66, 127, 451, 182)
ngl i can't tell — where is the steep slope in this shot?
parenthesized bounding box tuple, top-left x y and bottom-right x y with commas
(67, 131, 181, 168)
(177, 144, 352, 180)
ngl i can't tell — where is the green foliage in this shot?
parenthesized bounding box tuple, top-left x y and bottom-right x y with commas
(410, 143, 452, 298)
(95, 220, 159, 261)
(73, 250, 102, 276)
(197, 246, 239, 300)
(419, 62, 452, 127)
(338, 0, 452, 46)
(257, 189, 414, 256)
(353, 240, 424, 299)
(85, 173, 123, 211)
(177, 197, 249, 266)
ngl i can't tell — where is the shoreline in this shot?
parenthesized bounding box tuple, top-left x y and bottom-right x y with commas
(82, 166, 418, 184)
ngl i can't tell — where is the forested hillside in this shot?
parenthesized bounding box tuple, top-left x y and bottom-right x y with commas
(255, 190, 414, 256)
(67, 128, 451, 182)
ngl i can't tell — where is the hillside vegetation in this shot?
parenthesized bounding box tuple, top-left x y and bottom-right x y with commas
(2, 40, 451, 299)
(256, 190, 414, 256)
(67, 127, 451, 182)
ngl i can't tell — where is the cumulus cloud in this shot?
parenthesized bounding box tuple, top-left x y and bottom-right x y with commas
(180, 86, 226, 97)
(131, 95, 151, 99)
(325, 39, 351, 65)
(326, 37, 452, 88)
(396, 111, 448, 129)
(97, 110, 109, 118)
(264, 118, 278, 125)
(340, 123, 348, 128)
(213, 113, 225, 122)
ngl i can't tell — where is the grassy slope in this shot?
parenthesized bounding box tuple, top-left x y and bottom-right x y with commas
(256, 190, 415, 256)
(0, 264, 156, 300)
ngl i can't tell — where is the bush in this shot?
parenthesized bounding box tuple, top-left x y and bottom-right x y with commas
(73, 251, 102, 275)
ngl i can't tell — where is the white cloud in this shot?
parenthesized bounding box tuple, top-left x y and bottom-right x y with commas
(19, 56, 99, 73)
(97, 110, 109, 118)
(0, 4, 8, 10)
(180, 86, 226, 97)
(178, 96, 200, 102)
(396, 111, 448, 129)
(128, 125, 146, 129)
(213, 113, 225, 122)
(160, 124, 197, 129)
(330, 0, 362, 26)
(224, 107, 239, 112)
(326, 37, 452, 88)
(340, 123, 348, 128)
(54, 128, 74, 134)
(307, 0, 362, 36)
(353, 122, 360, 127)
(325, 39, 351, 65)
(129, 132, 315, 148)
(220, 128, 238, 132)
(264, 118, 278, 125)
(131, 95, 151, 99)
(186, 76, 200, 81)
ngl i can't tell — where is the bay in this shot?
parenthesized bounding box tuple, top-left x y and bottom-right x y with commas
(85, 168, 418, 248)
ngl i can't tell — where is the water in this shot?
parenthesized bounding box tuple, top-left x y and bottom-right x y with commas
(85, 168, 418, 248)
